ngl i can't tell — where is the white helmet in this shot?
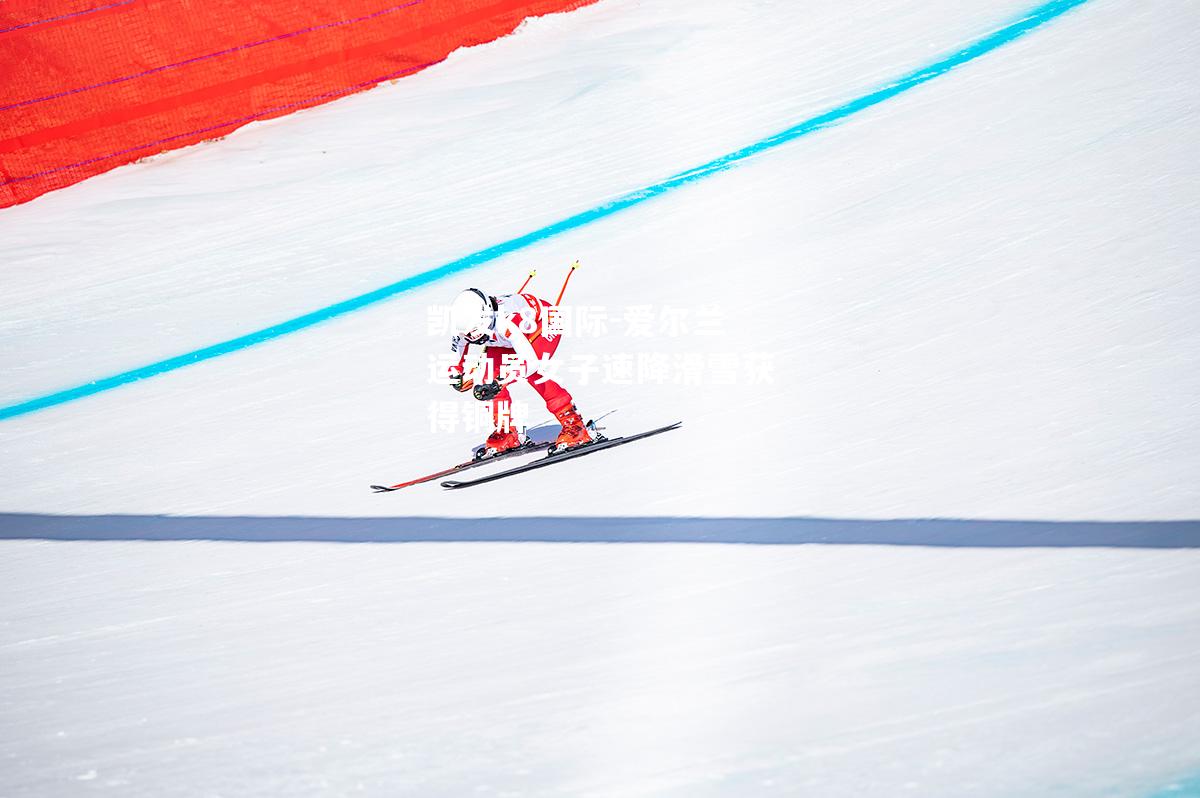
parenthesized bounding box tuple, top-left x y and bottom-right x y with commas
(450, 288, 495, 344)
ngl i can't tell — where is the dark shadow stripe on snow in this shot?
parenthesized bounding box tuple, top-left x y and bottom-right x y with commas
(1, 514, 1197, 548)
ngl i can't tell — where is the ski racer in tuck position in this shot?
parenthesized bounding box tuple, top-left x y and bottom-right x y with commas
(447, 287, 592, 457)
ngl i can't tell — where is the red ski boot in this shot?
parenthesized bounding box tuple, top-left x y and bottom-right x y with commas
(553, 404, 592, 451)
(482, 427, 522, 458)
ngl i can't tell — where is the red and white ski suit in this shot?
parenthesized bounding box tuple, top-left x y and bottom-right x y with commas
(448, 293, 574, 427)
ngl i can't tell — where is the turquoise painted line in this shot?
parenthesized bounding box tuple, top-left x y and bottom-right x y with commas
(0, 0, 1093, 422)
(1149, 774, 1200, 798)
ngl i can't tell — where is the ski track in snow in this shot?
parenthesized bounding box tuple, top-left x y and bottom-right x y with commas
(2, 0, 1200, 795)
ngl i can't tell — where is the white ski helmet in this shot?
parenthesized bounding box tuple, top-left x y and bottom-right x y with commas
(449, 288, 496, 344)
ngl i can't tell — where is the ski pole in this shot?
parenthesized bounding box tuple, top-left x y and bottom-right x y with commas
(555, 260, 579, 305)
(517, 269, 536, 294)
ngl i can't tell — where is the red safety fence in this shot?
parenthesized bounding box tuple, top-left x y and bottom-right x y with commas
(0, 0, 596, 208)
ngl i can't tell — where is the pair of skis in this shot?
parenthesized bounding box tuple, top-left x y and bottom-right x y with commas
(370, 421, 681, 492)
(369, 440, 547, 492)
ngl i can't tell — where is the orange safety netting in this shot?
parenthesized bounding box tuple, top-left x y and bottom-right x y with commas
(0, 0, 595, 207)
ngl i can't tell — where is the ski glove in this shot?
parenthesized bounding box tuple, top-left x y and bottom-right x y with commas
(473, 381, 504, 402)
(449, 370, 471, 393)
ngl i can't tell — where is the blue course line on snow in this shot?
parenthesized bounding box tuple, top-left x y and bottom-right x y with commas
(0, 0, 1092, 422)
(1148, 775, 1200, 798)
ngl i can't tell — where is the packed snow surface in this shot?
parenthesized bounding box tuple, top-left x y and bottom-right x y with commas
(2, 0, 1199, 795)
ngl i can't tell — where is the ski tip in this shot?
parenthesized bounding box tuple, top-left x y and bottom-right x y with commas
(439, 480, 463, 489)
(370, 485, 396, 493)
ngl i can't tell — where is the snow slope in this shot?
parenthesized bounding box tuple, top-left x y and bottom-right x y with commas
(1, 0, 1198, 519)
(2, 0, 1200, 795)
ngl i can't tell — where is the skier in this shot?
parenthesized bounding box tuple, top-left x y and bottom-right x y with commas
(447, 287, 592, 456)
